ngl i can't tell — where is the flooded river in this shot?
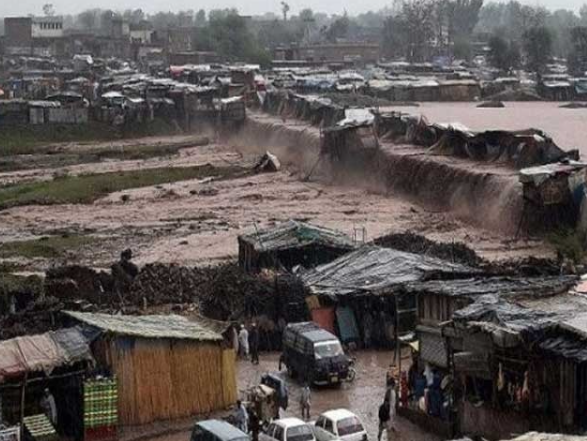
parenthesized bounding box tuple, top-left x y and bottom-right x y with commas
(238, 352, 440, 441)
(382, 102, 587, 154)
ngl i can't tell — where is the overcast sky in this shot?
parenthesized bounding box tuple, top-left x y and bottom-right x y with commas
(1, 0, 584, 18)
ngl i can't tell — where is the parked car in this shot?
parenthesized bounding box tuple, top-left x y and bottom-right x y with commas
(312, 409, 367, 441)
(261, 418, 316, 441)
(281, 322, 352, 385)
(191, 420, 250, 441)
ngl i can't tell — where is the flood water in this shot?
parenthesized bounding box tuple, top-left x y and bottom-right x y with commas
(381, 102, 587, 155)
(238, 352, 441, 441)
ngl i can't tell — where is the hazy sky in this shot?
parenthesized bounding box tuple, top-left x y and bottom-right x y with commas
(0, 0, 584, 18)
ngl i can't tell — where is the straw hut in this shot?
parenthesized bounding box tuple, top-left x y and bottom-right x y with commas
(65, 312, 237, 426)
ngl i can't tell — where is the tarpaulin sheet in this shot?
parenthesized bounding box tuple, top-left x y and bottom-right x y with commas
(311, 308, 336, 335)
(336, 306, 360, 344)
(0, 328, 92, 383)
(302, 246, 478, 297)
(50, 327, 93, 364)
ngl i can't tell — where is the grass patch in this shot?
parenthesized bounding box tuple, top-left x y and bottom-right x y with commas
(0, 120, 180, 157)
(0, 143, 195, 173)
(0, 235, 96, 259)
(547, 229, 587, 264)
(0, 164, 242, 209)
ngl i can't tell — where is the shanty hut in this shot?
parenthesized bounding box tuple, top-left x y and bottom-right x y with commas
(300, 246, 478, 348)
(65, 312, 237, 426)
(238, 220, 356, 273)
(443, 286, 587, 440)
(397, 276, 577, 438)
(0, 328, 94, 441)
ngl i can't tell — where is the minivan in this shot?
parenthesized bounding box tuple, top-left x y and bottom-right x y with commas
(281, 322, 352, 385)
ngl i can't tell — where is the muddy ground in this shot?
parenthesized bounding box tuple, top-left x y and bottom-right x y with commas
(132, 351, 439, 441)
(0, 117, 553, 272)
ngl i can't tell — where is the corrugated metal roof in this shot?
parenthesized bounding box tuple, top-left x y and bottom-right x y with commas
(65, 312, 223, 342)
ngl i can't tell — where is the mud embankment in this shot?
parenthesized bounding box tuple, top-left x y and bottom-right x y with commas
(230, 113, 523, 235)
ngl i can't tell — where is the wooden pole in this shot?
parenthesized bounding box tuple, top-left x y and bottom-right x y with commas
(19, 372, 28, 439)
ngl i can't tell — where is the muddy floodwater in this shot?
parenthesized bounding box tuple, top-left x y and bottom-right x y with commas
(382, 101, 587, 154)
(238, 352, 440, 441)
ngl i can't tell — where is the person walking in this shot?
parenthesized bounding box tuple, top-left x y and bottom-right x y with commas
(377, 399, 391, 441)
(250, 323, 260, 365)
(300, 384, 311, 420)
(235, 400, 249, 433)
(239, 325, 250, 359)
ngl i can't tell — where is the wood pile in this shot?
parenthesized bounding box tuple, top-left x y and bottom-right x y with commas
(373, 231, 482, 266)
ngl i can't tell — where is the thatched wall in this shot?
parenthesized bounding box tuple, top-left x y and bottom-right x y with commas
(95, 337, 236, 426)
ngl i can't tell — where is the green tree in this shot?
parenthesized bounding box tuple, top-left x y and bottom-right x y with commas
(523, 25, 553, 76)
(568, 26, 587, 75)
(324, 14, 351, 42)
(488, 34, 520, 73)
(381, 14, 409, 59)
(197, 10, 271, 66)
(281, 2, 290, 21)
(195, 9, 207, 26)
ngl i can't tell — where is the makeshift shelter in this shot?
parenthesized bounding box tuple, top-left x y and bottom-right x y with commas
(65, 312, 237, 426)
(442, 286, 587, 440)
(238, 220, 356, 273)
(0, 328, 94, 441)
(301, 246, 479, 347)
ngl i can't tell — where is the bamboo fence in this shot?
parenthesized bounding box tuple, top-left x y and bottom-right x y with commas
(100, 338, 236, 426)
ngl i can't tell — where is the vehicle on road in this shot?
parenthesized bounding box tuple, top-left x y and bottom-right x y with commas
(281, 322, 352, 386)
(191, 419, 250, 441)
(312, 409, 367, 441)
(261, 418, 316, 441)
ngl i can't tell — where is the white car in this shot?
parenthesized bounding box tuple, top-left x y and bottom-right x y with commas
(312, 410, 367, 441)
(261, 418, 316, 441)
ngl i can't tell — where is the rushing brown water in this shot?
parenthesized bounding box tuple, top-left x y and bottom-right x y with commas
(381, 102, 587, 154)
(238, 352, 441, 441)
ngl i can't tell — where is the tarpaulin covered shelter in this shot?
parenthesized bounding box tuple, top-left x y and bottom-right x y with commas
(65, 312, 237, 426)
(409, 276, 577, 369)
(442, 284, 587, 439)
(238, 220, 356, 273)
(302, 246, 479, 298)
(0, 328, 93, 383)
(300, 246, 479, 347)
(0, 328, 94, 441)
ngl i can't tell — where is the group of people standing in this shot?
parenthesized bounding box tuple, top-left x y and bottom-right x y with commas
(232, 323, 260, 365)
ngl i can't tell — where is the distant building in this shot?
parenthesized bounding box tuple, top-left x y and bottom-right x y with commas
(130, 21, 154, 45)
(275, 42, 380, 66)
(4, 16, 64, 56)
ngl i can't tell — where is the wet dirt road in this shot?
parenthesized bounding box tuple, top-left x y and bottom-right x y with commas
(238, 352, 439, 441)
(138, 351, 440, 441)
